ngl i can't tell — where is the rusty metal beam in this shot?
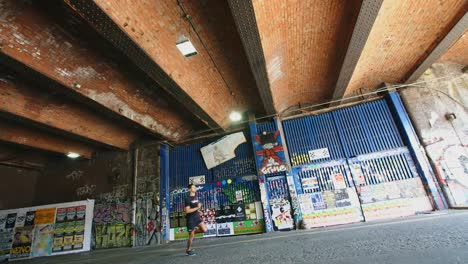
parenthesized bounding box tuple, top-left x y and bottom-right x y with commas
(405, 12, 468, 84)
(227, 0, 276, 115)
(63, 0, 223, 129)
(0, 75, 138, 149)
(0, 0, 193, 142)
(0, 121, 95, 159)
(331, 0, 384, 104)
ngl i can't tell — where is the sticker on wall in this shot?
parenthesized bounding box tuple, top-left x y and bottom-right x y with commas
(189, 175, 206, 185)
(332, 173, 346, 189)
(308, 148, 330, 161)
(254, 131, 288, 175)
(301, 177, 319, 193)
(270, 198, 293, 230)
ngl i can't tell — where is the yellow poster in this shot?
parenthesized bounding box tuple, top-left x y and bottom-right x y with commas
(34, 208, 56, 225)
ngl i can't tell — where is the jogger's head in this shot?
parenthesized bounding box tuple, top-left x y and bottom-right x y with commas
(188, 184, 197, 193)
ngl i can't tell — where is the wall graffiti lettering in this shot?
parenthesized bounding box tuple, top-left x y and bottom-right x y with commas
(65, 170, 83, 181)
(93, 202, 131, 224)
(76, 184, 96, 197)
(94, 223, 132, 249)
(134, 193, 160, 246)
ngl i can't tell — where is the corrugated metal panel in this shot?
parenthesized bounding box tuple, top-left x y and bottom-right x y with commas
(169, 130, 256, 189)
(283, 112, 345, 166)
(296, 160, 353, 193)
(333, 100, 404, 157)
(256, 120, 277, 134)
(349, 147, 416, 186)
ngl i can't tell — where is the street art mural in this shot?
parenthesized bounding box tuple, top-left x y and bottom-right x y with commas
(435, 144, 468, 206)
(254, 131, 288, 175)
(92, 185, 132, 249)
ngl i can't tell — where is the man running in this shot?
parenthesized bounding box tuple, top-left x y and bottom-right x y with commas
(185, 184, 207, 256)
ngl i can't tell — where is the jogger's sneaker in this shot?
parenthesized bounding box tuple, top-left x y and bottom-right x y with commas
(186, 250, 197, 256)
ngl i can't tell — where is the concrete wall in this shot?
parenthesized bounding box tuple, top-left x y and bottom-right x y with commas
(35, 151, 135, 249)
(400, 63, 468, 207)
(0, 166, 39, 210)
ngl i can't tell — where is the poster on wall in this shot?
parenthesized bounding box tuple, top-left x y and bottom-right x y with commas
(6, 213, 17, 229)
(308, 148, 330, 161)
(34, 208, 56, 225)
(301, 177, 318, 193)
(269, 198, 293, 230)
(10, 226, 34, 260)
(311, 192, 326, 210)
(254, 130, 288, 175)
(31, 224, 54, 257)
(201, 132, 246, 169)
(24, 211, 36, 227)
(0, 213, 13, 261)
(0, 200, 94, 261)
(332, 173, 347, 189)
(298, 194, 314, 215)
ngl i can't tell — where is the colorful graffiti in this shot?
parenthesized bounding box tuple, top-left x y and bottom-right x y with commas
(254, 131, 288, 175)
(92, 200, 132, 249)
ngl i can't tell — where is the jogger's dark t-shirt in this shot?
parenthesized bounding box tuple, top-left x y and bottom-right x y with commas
(185, 195, 202, 231)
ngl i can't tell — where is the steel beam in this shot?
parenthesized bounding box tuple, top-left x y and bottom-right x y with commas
(331, 0, 384, 104)
(227, 0, 276, 115)
(405, 12, 468, 84)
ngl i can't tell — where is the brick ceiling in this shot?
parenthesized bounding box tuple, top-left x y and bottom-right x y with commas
(0, 0, 466, 164)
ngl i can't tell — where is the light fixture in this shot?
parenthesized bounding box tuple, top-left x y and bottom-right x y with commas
(67, 152, 80, 159)
(176, 39, 197, 57)
(229, 111, 242, 122)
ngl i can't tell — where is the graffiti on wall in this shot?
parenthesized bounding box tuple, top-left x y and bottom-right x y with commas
(435, 144, 468, 206)
(134, 193, 160, 246)
(94, 223, 132, 249)
(76, 185, 96, 197)
(92, 185, 133, 249)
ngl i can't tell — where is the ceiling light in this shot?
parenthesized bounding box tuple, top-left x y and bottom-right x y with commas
(67, 152, 80, 159)
(176, 39, 197, 57)
(229, 111, 242, 122)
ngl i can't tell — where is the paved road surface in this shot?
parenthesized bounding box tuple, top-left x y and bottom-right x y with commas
(20, 210, 468, 264)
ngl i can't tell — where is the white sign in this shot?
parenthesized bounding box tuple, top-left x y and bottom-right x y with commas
(308, 148, 330, 161)
(203, 224, 217, 238)
(235, 190, 243, 202)
(189, 175, 205, 185)
(332, 173, 347, 189)
(216, 222, 234, 236)
(200, 132, 246, 169)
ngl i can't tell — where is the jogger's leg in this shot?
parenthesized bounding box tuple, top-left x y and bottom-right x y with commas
(186, 230, 195, 252)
